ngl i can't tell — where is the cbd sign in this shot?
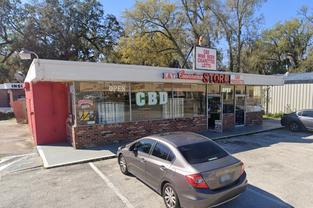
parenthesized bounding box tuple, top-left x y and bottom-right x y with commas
(136, 92, 168, 106)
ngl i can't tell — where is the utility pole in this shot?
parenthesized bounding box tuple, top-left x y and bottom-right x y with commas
(193, 36, 203, 71)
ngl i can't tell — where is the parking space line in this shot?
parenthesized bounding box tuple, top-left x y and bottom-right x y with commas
(89, 162, 135, 208)
(0, 156, 27, 172)
(0, 153, 36, 165)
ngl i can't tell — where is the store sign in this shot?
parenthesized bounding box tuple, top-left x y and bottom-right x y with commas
(230, 75, 244, 84)
(0, 83, 23, 90)
(136, 92, 168, 106)
(202, 73, 230, 84)
(108, 85, 126, 92)
(162, 71, 230, 84)
(163, 72, 178, 80)
(195, 47, 216, 70)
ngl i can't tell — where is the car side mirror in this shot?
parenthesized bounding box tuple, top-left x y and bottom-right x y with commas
(132, 147, 138, 156)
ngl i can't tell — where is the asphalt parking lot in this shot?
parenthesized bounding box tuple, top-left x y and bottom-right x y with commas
(1, 129, 313, 208)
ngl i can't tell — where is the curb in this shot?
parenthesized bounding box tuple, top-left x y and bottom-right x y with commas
(211, 126, 284, 141)
(42, 155, 117, 169)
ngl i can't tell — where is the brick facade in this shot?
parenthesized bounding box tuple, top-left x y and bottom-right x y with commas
(246, 111, 263, 125)
(223, 113, 235, 130)
(70, 116, 207, 149)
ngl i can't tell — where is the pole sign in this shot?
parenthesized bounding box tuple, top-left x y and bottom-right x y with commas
(195, 46, 216, 70)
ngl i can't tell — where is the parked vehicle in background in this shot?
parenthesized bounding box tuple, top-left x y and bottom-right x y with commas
(281, 109, 313, 131)
(117, 132, 247, 208)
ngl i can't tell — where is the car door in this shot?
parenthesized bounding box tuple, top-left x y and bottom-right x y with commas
(299, 110, 313, 129)
(127, 139, 156, 181)
(144, 142, 175, 191)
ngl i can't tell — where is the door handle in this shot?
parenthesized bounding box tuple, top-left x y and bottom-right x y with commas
(160, 165, 167, 171)
(140, 158, 145, 163)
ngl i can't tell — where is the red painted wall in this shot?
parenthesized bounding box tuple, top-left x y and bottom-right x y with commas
(25, 82, 68, 145)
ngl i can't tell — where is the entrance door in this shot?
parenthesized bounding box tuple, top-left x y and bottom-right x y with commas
(208, 95, 221, 129)
(235, 95, 245, 126)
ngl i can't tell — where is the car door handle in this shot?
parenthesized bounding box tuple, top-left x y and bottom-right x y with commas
(140, 158, 145, 163)
(160, 165, 167, 171)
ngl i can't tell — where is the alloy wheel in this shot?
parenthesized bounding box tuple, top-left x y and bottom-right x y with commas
(119, 156, 127, 173)
(164, 186, 176, 208)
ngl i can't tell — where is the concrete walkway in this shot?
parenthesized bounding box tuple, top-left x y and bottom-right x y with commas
(38, 119, 283, 168)
(201, 119, 283, 140)
(37, 142, 122, 168)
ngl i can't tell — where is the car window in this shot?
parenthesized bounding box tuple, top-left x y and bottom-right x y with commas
(302, 111, 313, 117)
(178, 141, 228, 164)
(135, 139, 155, 154)
(151, 142, 174, 161)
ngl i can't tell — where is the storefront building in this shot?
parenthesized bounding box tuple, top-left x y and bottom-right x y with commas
(24, 59, 283, 148)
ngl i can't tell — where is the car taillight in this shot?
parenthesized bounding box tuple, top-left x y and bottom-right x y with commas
(185, 174, 209, 189)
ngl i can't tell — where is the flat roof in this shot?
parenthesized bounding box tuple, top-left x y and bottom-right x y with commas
(24, 59, 284, 86)
(284, 72, 313, 84)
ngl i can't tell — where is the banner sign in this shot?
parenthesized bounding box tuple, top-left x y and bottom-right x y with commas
(195, 47, 216, 70)
(230, 75, 244, 84)
(163, 71, 230, 84)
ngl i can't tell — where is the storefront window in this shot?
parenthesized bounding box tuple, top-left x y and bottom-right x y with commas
(75, 81, 206, 125)
(172, 84, 206, 118)
(246, 86, 263, 112)
(222, 85, 234, 114)
(235, 85, 245, 95)
(75, 82, 130, 125)
(207, 85, 220, 94)
(131, 83, 173, 121)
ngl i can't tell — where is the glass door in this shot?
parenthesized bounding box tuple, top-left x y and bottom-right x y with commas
(235, 95, 245, 126)
(207, 95, 221, 129)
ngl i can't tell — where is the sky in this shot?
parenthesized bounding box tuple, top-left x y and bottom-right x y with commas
(101, 0, 313, 29)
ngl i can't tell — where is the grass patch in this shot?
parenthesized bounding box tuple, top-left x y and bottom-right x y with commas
(263, 113, 284, 120)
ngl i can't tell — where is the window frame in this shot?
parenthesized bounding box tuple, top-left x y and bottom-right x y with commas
(150, 142, 175, 162)
(130, 138, 156, 155)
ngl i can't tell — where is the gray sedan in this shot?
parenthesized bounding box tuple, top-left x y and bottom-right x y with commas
(281, 109, 313, 131)
(117, 132, 247, 208)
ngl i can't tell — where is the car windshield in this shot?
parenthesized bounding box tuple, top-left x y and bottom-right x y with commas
(178, 141, 228, 164)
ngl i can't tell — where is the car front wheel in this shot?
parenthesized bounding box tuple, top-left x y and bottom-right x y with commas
(118, 154, 129, 175)
(163, 183, 180, 208)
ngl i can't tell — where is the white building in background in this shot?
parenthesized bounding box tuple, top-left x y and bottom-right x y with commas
(267, 72, 313, 114)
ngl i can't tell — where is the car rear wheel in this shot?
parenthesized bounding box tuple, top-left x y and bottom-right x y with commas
(289, 122, 300, 132)
(163, 183, 180, 208)
(118, 155, 129, 175)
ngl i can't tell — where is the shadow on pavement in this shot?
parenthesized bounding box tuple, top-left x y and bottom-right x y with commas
(221, 184, 293, 208)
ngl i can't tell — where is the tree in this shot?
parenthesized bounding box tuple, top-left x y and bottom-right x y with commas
(21, 0, 124, 62)
(124, 0, 189, 67)
(0, 0, 25, 64)
(242, 19, 313, 74)
(117, 33, 180, 67)
(0, 0, 124, 81)
(123, 0, 227, 69)
(206, 0, 265, 72)
(300, 6, 313, 24)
